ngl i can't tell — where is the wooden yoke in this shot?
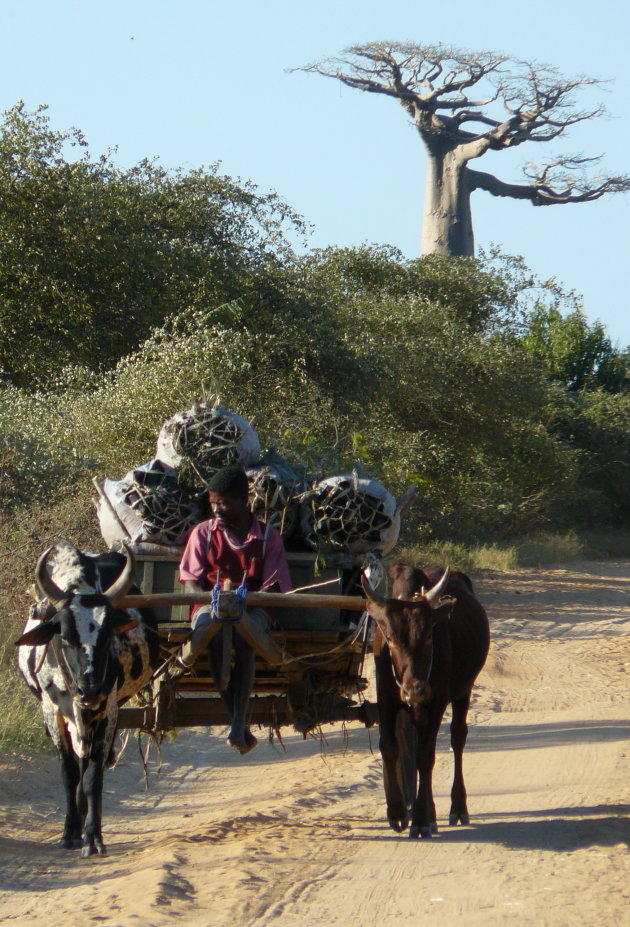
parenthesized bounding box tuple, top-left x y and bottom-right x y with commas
(119, 590, 367, 611)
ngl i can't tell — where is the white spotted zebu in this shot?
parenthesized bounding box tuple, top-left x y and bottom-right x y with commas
(16, 542, 160, 857)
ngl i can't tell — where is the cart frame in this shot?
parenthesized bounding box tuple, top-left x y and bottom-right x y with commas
(116, 551, 379, 735)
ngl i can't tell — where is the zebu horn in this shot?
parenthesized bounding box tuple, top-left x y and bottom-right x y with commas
(35, 547, 67, 604)
(423, 568, 450, 607)
(361, 573, 389, 607)
(104, 543, 136, 604)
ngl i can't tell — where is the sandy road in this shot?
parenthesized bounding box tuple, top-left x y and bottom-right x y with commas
(1, 560, 628, 926)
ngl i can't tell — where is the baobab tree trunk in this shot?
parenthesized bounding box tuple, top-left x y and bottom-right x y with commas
(421, 150, 475, 257)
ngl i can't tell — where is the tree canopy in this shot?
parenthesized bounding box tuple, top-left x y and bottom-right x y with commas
(0, 103, 629, 541)
(300, 43, 630, 256)
(0, 104, 303, 389)
(0, 244, 602, 541)
(522, 304, 627, 392)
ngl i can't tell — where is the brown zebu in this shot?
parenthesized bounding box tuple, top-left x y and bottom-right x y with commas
(362, 562, 489, 838)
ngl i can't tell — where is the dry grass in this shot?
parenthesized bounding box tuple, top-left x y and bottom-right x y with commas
(394, 528, 627, 575)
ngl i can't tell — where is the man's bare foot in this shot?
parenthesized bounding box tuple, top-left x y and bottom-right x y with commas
(227, 728, 258, 755)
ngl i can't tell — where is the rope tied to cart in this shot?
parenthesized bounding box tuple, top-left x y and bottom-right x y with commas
(235, 573, 248, 617)
(210, 572, 222, 620)
(281, 609, 372, 666)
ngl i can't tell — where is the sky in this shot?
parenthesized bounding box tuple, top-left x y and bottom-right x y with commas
(2, 0, 629, 345)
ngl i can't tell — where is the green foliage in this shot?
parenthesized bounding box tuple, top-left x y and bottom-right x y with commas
(0, 155, 628, 545)
(0, 385, 96, 507)
(0, 103, 303, 389)
(0, 665, 51, 752)
(289, 244, 523, 332)
(300, 250, 578, 539)
(522, 303, 627, 392)
(0, 244, 592, 544)
(549, 389, 630, 525)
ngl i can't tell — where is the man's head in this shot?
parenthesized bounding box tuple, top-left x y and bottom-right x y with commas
(206, 466, 251, 529)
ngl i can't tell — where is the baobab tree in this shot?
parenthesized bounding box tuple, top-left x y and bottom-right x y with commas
(299, 43, 630, 256)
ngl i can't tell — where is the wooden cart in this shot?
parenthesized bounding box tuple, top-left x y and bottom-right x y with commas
(116, 549, 379, 736)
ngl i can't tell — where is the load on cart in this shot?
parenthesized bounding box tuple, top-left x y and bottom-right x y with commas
(88, 399, 416, 742)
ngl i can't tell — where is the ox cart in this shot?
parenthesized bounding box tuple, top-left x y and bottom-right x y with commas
(116, 549, 380, 737)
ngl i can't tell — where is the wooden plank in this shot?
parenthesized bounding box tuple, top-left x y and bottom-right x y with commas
(117, 697, 379, 730)
(158, 627, 348, 644)
(142, 559, 155, 595)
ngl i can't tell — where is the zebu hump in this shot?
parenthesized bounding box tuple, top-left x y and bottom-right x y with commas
(50, 543, 98, 593)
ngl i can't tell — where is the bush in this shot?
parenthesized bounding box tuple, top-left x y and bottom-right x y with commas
(0, 104, 304, 389)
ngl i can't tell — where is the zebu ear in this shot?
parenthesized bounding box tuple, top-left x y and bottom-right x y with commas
(361, 575, 394, 636)
(111, 611, 140, 634)
(430, 596, 457, 625)
(15, 618, 60, 647)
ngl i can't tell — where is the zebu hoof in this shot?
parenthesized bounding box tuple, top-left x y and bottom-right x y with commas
(387, 801, 409, 833)
(59, 836, 82, 850)
(387, 815, 409, 833)
(449, 812, 470, 826)
(409, 824, 434, 839)
(80, 840, 107, 858)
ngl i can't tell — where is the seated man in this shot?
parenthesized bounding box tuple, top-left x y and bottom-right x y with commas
(179, 465, 292, 754)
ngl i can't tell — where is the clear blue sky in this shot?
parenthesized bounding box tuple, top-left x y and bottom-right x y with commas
(2, 0, 629, 345)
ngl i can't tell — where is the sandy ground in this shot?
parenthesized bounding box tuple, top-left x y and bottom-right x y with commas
(0, 560, 628, 926)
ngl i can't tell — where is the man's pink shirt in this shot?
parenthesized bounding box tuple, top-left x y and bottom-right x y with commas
(178, 517, 293, 593)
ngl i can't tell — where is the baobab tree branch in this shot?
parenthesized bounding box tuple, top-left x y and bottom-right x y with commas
(468, 167, 630, 205)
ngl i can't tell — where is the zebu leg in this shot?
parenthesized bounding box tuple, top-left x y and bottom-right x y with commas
(449, 691, 471, 826)
(375, 650, 409, 832)
(379, 703, 410, 832)
(409, 702, 446, 839)
(79, 719, 108, 857)
(59, 744, 83, 849)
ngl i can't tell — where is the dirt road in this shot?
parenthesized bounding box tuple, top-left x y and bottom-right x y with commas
(1, 561, 628, 926)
